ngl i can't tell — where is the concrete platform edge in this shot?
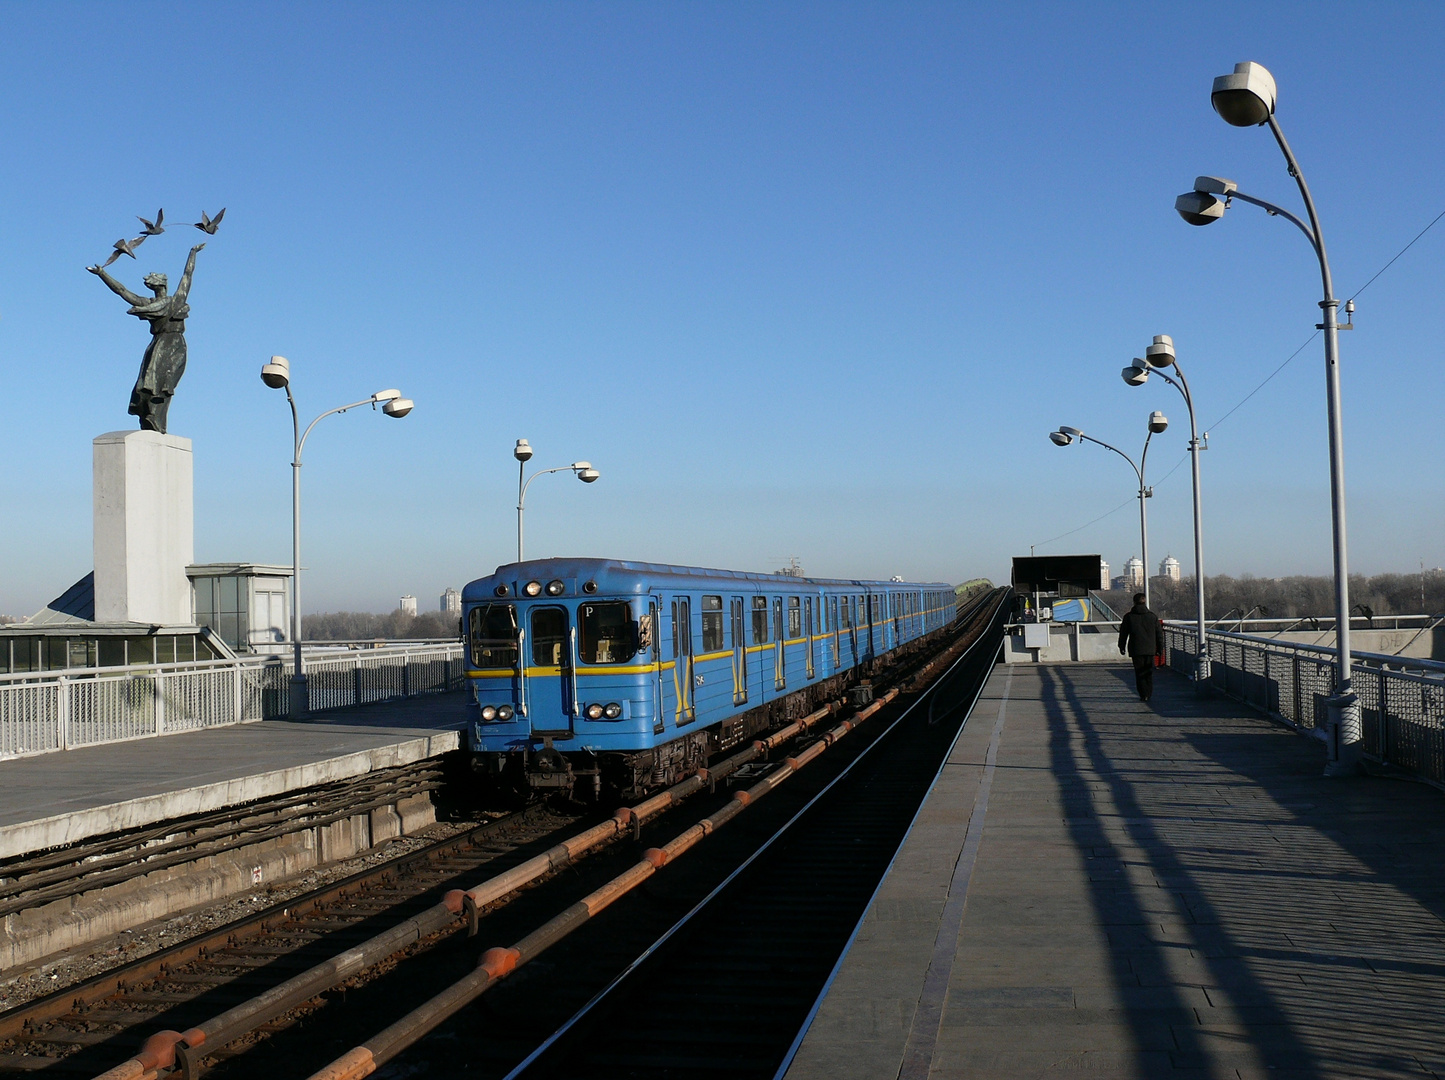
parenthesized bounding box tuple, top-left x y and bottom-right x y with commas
(0, 731, 459, 861)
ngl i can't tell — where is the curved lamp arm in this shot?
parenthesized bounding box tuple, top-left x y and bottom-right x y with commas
(1266, 114, 1334, 301)
(296, 397, 379, 465)
(1076, 433, 1143, 485)
(518, 465, 577, 510)
(1227, 188, 1318, 253)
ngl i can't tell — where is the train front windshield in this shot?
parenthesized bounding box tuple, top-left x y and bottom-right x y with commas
(578, 601, 638, 664)
(469, 603, 518, 668)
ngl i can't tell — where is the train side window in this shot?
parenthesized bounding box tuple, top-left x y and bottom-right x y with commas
(840, 598, 850, 630)
(702, 595, 724, 652)
(752, 596, 769, 644)
(787, 597, 801, 638)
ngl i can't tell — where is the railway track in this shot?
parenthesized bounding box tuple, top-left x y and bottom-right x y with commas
(7, 590, 1005, 1080)
(0, 804, 586, 1077)
(297, 588, 1008, 1080)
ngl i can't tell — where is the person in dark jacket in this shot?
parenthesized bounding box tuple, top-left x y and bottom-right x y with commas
(1118, 593, 1164, 702)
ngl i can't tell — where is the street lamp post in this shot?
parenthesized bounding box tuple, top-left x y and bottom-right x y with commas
(1049, 411, 1168, 608)
(513, 438, 599, 563)
(1175, 60, 1360, 773)
(1123, 335, 1209, 684)
(261, 356, 414, 719)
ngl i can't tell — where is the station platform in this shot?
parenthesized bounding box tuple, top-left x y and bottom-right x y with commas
(787, 663, 1445, 1079)
(0, 694, 468, 861)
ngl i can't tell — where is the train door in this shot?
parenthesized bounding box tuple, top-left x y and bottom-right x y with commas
(773, 597, 786, 690)
(865, 594, 876, 662)
(893, 592, 902, 646)
(671, 596, 696, 724)
(730, 596, 748, 705)
(527, 606, 574, 735)
(804, 597, 815, 679)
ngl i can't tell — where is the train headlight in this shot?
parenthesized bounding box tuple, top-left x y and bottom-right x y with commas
(586, 703, 604, 720)
(497, 704, 514, 721)
(524, 581, 543, 597)
(603, 702, 622, 719)
(480, 705, 498, 721)
(545, 580, 565, 596)
(494, 584, 509, 597)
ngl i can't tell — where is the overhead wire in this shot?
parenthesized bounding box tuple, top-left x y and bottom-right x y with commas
(1034, 202, 1445, 555)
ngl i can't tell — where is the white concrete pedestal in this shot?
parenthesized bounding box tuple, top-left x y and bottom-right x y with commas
(93, 431, 195, 625)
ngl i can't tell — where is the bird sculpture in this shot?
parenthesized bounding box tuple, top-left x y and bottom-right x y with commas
(193, 208, 225, 234)
(99, 234, 146, 268)
(137, 209, 165, 237)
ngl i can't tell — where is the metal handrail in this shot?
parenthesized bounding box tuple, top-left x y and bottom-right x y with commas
(1162, 623, 1445, 786)
(1183, 624, 1445, 675)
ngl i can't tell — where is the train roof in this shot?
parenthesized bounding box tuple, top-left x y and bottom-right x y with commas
(462, 557, 953, 602)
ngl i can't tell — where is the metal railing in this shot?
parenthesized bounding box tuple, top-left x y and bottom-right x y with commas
(0, 643, 466, 762)
(1163, 625, 1445, 784)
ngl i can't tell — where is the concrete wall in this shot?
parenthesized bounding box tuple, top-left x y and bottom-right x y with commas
(1261, 627, 1444, 662)
(1003, 624, 1121, 664)
(0, 791, 436, 973)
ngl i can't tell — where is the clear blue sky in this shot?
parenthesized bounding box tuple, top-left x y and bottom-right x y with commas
(1, 2, 1441, 615)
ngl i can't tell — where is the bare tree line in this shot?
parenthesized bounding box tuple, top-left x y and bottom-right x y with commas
(303, 610, 461, 641)
(1099, 572, 1445, 622)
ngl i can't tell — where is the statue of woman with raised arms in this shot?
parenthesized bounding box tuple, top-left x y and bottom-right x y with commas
(87, 242, 205, 435)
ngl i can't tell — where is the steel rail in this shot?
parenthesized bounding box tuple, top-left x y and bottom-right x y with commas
(305, 595, 1002, 1080)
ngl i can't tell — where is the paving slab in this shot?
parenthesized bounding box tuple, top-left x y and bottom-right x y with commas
(0, 692, 468, 859)
(785, 663, 1445, 1079)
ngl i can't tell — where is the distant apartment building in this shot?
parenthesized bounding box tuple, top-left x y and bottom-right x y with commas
(399, 594, 418, 617)
(1122, 557, 1145, 590)
(1160, 555, 1181, 582)
(1099, 558, 1110, 586)
(441, 587, 461, 615)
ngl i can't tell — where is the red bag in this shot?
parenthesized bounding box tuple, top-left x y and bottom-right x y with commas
(1154, 653, 1166, 668)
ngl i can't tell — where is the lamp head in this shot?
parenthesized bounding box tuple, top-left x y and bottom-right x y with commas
(1058, 425, 1082, 440)
(1146, 334, 1176, 368)
(577, 467, 600, 483)
(1148, 410, 1169, 434)
(261, 355, 290, 390)
(1211, 61, 1277, 127)
(1122, 361, 1150, 387)
(1194, 175, 1237, 196)
(1175, 190, 1227, 226)
(513, 438, 533, 462)
(371, 388, 402, 403)
(1049, 430, 1072, 447)
(382, 397, 414, 418)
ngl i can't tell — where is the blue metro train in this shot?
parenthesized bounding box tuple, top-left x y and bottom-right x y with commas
(463, 558, 956, 800)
